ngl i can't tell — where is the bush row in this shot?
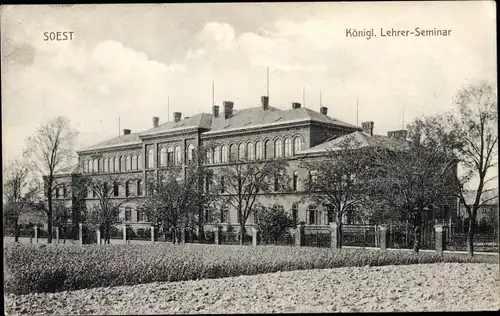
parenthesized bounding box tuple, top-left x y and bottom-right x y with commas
(4, 243, 497, 295)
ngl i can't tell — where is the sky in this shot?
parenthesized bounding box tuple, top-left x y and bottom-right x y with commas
(1, 2, 497, 181)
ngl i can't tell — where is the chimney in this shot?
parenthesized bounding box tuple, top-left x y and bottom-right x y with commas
(320, 106, 328, 116)
(153, 117, 159, 128)
(261, 96, 269, 110)
(292, 102, 301, 109)
(123, 129, 131, 135)
(174, 112, 182, 123)
(223, 101, 234, 119)
(212, 105, 220, 118)
(361, 121, 375, 136)
(387, 129, 408, 140)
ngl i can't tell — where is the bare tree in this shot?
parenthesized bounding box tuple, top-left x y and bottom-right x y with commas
(23, 116, 78, 243)
(302, 139, 373, 248)
(213, 157, 289, 245)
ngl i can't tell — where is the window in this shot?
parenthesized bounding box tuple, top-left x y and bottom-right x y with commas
(213, 146, 220, 164)
(187, 144, 195, 162)
(102, 158, 107, 173)
(125, 181, 130, 197)
(160, 147, 167, 167)
(264, 140, 270, 159)
(229, 144, 234, 161)
(292, 203, 299, 223)
(93, 159, 98, 173)
(137, 154, 142, 170)
(284, 138, 292, 157)
(113, 183, 119, 197)
(120, 156, 125, 172)
(114, 157, 119, 172)
(132, 155, 137, 170)
(125, 156, 131, 171)
(255, 141, 263, 160)
(293, 137, 303, 155)
(247, 142, 254, 160)
(125, 208, 132, 222)
(147, 147, 154, 169)
(174, 146, 181, 165)
(63, 185, 67, 198)
(274, 139, 282, 158)
(87, 160, 91, 173)
(55, 187, 60, 198)
(99, 159, 103, 173)
(136, 210, 141, 222)
(307, 205, 318, 225)
(309, 170, 318, 183)
(165, 147, 173, 165)
(238, 143, 245, 160)
(206, 148, 213, 164)
(221, 145, 228, 163)
(221, 206, 229, 223)
(293, 171, 299, 191)
(137, 180, 142, 196)
(220, 176, 225, 193)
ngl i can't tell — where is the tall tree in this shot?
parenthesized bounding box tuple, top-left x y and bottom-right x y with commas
(213, 157, 289, 245)
(23, 116, 78, 243)
(302, 139, 373, 248)
(3, 158, 36, 242)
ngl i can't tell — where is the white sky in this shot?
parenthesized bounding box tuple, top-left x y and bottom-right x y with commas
(1, 2, 497, 184)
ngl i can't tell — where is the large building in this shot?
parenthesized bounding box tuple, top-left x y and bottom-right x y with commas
(51, 96, 458, 234)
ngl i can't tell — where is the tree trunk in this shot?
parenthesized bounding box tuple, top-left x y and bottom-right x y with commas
(412, 209, 423, 253)
(14, 219, 19, 242)
(239, 223, 246, 246)
(47, 187, 53, 244)
(337, 212, 343, 249)
(467, 218, 475, 258)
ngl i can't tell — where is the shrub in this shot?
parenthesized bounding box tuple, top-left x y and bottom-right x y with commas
(257, 205, 296, 244)
(4, 243, 496, 295)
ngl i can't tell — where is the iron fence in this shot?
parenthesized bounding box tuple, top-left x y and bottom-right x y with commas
(304, 226, 331, 248)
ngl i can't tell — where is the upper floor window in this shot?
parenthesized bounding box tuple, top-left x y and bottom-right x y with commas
(238, 143, 245, 161)
(247, 142, 254, 160)
(213, 146, 220, 164)
(255, 141, 263, 160)
(293, 170, 299, 191)
(174, 146, 181, 165)
(293, 136, 303, 155)
(284, 138, 292, 157)
(125, 156, 131, 171)
(132, 155, 138, 170)
(221, 145, 228, 163)
(137, 154, 142, 170)
(274, 139, 283, 158)
(114, 157, 119, 172)
(229, 144, 235, 161)
(102, 158, 107, 173)
(83, 160, 88, 173)
(207, 148, 213, 164)
(147, 147, 154, 169)
(264, 140, 270, 159)
(120, 156, 125, 172)
(187, 144, 195, 162)
(137, 180, 142, 196)
(87, 160, 91, 173)
(167, 147, 174, 165)
(160, 147, 167, 167)
(93, 159, 99, 173)
(113, 183, 119, 197)
(125, 181, 130, 197)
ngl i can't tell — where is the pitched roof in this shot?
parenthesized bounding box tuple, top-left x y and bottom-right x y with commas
(140, 113, 213, 136)
(297, 131, 409, 155)
(205, 106, 359, 135)
(79, 132, 142, 152)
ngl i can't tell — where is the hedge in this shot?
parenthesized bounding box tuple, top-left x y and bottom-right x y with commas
(4, 243, 497, 295)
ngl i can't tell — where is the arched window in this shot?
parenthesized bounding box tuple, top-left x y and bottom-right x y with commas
(132, 155, 137, 170)
(83, 160, 88, 173)
(255, 141, 263, 160)
(167, 147, 174, 165)
(137, 154, 142, 170)
(147, 147, 154, 169)
(238, 143, 245, 160)
(125, 181, 130, 197)
(284, 138, 292, 157)
(113, 182, 119, 197)
(221, 145, 228, 163)
(187, 144, 195, 162)
(264, 140, 270, 159)
(137, 180, 142, 196)
(103, 158, 107, 173)
(229, 144, 235, 161)
(160, 147, 167, 167)
(174, 146, 181, 165)
(292, 170, 299, 191)
(213, 146, 220, 164)
(93, 159, 98, 173)
(274, 139, 283, 158)
(293, 136, 303, 154)
(247, 142, 254, 160)
(114, 157, 119, 172)
(120, 156, 126, 172)
(125, 156, 131, 171)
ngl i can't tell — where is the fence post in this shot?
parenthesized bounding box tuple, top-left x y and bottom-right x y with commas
(435, 224, 446, 256)
(379, 225, 388, 251)
(123, 225, 127, 244)
(79, 223, 83, 245)
(330, 222, 339, 249)
(214, 225, 222, 245)
(151, 226, 155, 243)
(34, 226, 38, 243)
(96, 229, 101, 245)
(295, 223, 305, 247)
(252, 227, 258, 246)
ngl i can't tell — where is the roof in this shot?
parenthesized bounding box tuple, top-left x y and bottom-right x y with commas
(205, 106, 359, 135)
(78, 133, 142, 152)
(140, 113, 213, 136)
(297, 131, 410, 155)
